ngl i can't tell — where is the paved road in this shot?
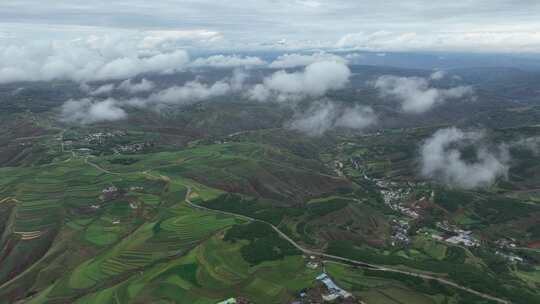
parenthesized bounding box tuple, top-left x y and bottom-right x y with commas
(183, 186, 511, 304)
(85, 157, 121, 175)
(86, 162, 511, 304)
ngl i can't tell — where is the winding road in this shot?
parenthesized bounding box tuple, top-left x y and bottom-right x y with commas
(183, 186, 511, 304)
(85, 159, 511, 304)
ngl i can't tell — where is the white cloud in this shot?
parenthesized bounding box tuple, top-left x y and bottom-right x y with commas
(60, 98, 127, 124)
(373, 75, 473, 113)
(190, 55, 266, 68)
(289, 102, 336, 137)
(247, 84, 272, 102)
(61, 70, 251, 123)
(336, 31, 540, 53)
(118, 78, 155, 93)
(91, 50, 190, 80)
(3, 2, 540, 53)
(430, 70, 446, 80)
(334, 105, 377, 130)
(0, 36, 191, 84)
(148, 80, 231, 105)
(89, 83, 115, 96)
(288, 102, 376, 136)
(420, 127, 509, 189)
(248, 61, 351, 102)
(269, 52, 346, 69)
(140, 30, 223, 49)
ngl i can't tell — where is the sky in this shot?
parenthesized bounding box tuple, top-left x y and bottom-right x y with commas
(2, 0, 540, 53)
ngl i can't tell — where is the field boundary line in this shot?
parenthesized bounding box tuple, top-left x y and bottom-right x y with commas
(82, 158, 511, 304)
(183, 187, 511, 304)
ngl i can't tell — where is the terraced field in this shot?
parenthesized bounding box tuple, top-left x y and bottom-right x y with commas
(1, 128, 539, 303)
(93, 142, 351, 203)
(0, 156, 242, 303)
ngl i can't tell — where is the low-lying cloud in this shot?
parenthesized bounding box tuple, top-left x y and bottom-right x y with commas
(0, 33, 268, 84)
(147, 80, 232, 106)
(61, 70, 249, 124)
(336, 31, 540, 54)
(269, 52, 347, 69)
(288, 102, 376, 137)
(420, 127, 509, 189)
(374, 73, 473, 113)
(118, 78, 155, 93)
(429, 70, 446, 81)
(190, 55, 266, 68)
(81, 78, 156, 96)
(87, 84, 115, 96)
(248, 61, 351, 102)
(59, 62, 355, 125)
(0, 39, 191, 83)
(61, 98, 127, 124)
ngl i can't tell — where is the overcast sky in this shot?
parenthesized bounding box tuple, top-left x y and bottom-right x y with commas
(2, 0, 540, 52)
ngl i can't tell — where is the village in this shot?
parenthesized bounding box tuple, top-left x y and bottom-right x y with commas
(373, 177, 532, 269)
(375, 178, 486, 247)
(215, 275, 358, 304)
(63, 130, 155, 156)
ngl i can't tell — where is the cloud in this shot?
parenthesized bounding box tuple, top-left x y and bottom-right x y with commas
(0, 36, 191, 83)
(148, 80, 232, 106)
(190, 55, 266, 68)
(336, 31, 540, 53)
(60, 98, 127, 124)
(373, 75, 473, 113)
(60, 69, 251, 124)
(118, 78, 155, 93)
(0, 33, 266, 85)
(420, 127, 509, 189)
(248, 61, 351, 102)
(3, 2, 540, 53)
(288, 102, 376, 136)
(88, 84, 115, 96)
(334, 105, 377, 130)
(91, 50, 190, 80)
(288, 103, 336, 137)
(140, 30, 223, 49)
(430, 70, 446, 81)
(269, 52, 346, 68)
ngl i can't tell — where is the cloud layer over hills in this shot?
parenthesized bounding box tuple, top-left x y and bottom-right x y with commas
(248, 61, 351, 102)
(373, 73, 474, 113)
(420, 128, 509, 189)
(288, 102, 377, 136)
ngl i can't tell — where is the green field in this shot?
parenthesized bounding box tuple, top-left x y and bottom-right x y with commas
(1, 123, 540, 304)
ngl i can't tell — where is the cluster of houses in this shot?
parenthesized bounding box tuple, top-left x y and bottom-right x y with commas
(84, 131, 126, 145)
(292, 272, 357, 303)
(495, 251, 524, 263)
(64, 131, 126, 151)
(315, 273, 352, 302)
(444, 234, 480, 247)
(495, 238, 518, 249)
(334, 160, 345, 177)
(376, 179, 423, 247)
(65, 130, 154, 155)
(435, 221, 480, 247)
(101, 186, 120, 200)
(390, 219, 411, 246)
(216, 297, 251, 304)
(493, 239, 525, 264)
(114, 142, 153, 154)
(377, 180, 420, 219)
